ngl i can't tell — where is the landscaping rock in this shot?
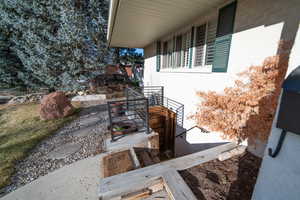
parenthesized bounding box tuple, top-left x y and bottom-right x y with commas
(27, 93, 44, 102)
(0, 96, 13, 104)
(8, 96, 27, 104)
(8, 93, 44, 105)
(40, 92, 74, 120)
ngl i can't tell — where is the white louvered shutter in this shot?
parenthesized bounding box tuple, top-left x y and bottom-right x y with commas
(205, 19, 218, 65)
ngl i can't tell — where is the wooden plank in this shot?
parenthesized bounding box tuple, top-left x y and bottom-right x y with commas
(122, 188, 151, 200)
(164, 142, 236, 170)
(103, 150, 135, 178)
(99, 142, 237, 198)
(129, 148, 141, 169)
(100, 176, 165, 200)
(148, 134, 160, 150)
(121, 182, 166, 200)
(100, 169, 197, 200)
(143, 190, 169, 200)
(218, 145, 246, 161)
(148, 182, 165, 193)
(162, 170, 197, 200)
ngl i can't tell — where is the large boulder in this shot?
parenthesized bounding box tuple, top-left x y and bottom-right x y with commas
(40, 92, 74, 120)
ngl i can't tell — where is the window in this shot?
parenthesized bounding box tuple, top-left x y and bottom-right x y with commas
(181, 34, 187, 67)
(172, 37, 176, 68)
(175, 35, 182, 67)
(162, 31, 191, 69)
(194, 24, 207, 66)
(156, 41, 161, 72)
(159, 1, 236, 72)
(162, 39, 173, 68)
(162, 41, 168, 69)
(167, 39, 173, 68)
(216, 1, 236, 37)
(193, 19, 217, 68)
(182, 31, 191, 67)
(212, 1, 237, 72)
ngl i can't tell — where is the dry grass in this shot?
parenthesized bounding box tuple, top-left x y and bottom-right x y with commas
(0, 103, 79, 189)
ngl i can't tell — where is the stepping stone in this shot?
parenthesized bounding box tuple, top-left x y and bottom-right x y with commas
(78, 116, 100, 126)
(48, 143, 82, 159)
(71, 125, 97, 137)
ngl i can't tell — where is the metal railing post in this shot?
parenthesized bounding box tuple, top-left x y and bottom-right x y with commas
(126, 88, 129, 110)
(145, 98, 150, 134)
(107, 103, 114, 142)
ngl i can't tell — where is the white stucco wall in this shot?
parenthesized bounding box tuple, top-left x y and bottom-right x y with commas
(252, 25, 300, 200)
(143, 0, 300, 149)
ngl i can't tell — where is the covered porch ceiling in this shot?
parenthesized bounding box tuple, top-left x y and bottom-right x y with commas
(107, 0, 226, 48)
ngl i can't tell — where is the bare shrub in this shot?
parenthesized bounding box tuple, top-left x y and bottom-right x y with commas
(190, 41, 292, 142)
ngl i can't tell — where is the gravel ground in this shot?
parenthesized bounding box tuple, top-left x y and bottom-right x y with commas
(1, 104, 109, 197)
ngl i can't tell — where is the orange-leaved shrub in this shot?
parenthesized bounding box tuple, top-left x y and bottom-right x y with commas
(190, 41, 291, 142)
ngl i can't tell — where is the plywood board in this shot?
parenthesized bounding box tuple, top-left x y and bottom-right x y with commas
(149, 106, 176, 155)
(103, 150, 135, 177)
(162, 171, 197, 200)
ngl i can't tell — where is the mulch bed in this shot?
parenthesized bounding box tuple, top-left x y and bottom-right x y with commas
(179, 151, 262, 200)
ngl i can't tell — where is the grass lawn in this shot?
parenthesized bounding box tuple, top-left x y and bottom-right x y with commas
(0, 103, 79, 189)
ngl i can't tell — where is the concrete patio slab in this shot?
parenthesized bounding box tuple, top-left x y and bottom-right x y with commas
(0, 154, 102, 200)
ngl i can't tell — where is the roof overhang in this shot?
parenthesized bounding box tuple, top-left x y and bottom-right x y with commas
(107, 0, 226, 48)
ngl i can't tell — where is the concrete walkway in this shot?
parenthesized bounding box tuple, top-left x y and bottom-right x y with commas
(1, 154, 102, 200)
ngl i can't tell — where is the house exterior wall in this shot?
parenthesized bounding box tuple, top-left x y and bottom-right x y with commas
(143, 0, 300, 150)
(252, 28, 300, 200)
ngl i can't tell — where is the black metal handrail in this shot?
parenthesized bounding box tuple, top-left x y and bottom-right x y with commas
(107, 97, 149, 142)
(107, 86, 185, 142)
(175, 125, 209, 138)
(125, 86, 184, 127)
(163, 97, 184, 127)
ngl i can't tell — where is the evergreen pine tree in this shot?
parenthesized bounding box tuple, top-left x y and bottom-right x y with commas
(0, 0, 111, 90)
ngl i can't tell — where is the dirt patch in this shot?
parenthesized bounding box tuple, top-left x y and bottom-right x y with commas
(179, 151, 262, 200)
(134, 148, 161, 167)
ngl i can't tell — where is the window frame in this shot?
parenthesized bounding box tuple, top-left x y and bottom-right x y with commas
(159, 18, 218, 73)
